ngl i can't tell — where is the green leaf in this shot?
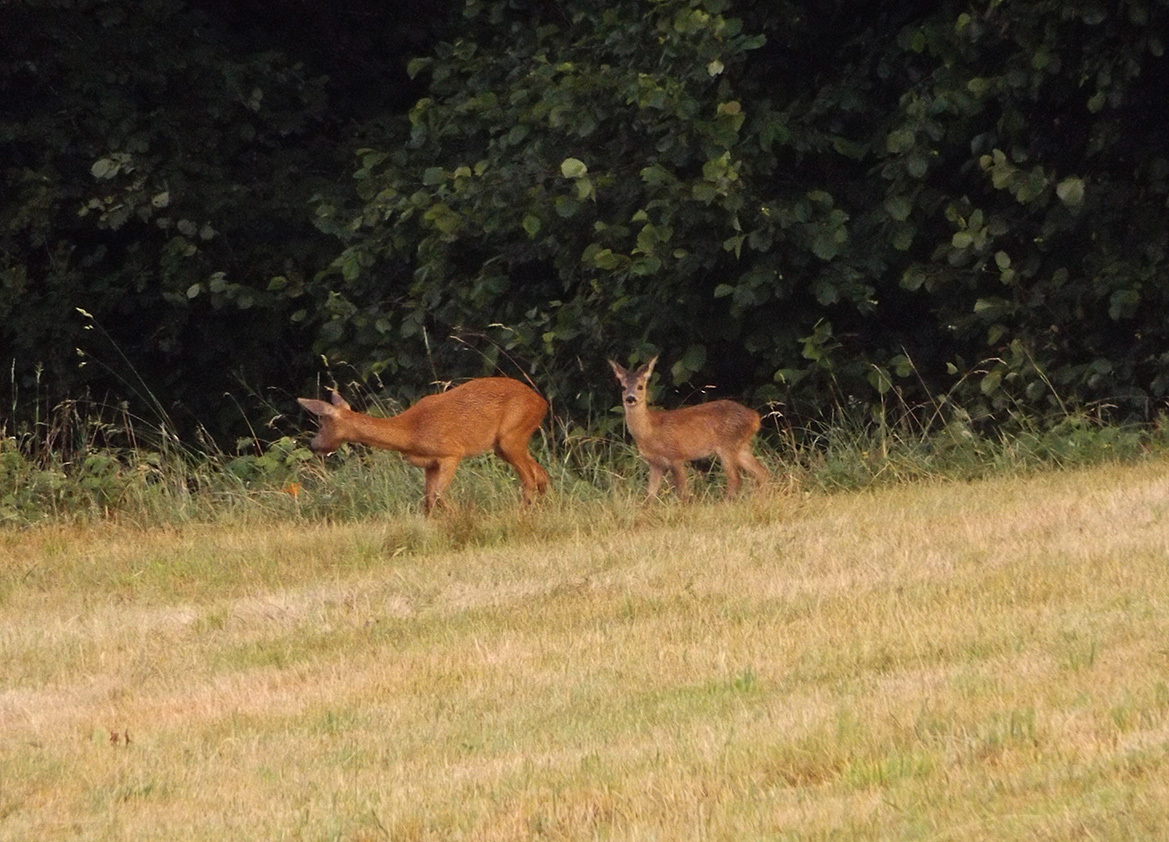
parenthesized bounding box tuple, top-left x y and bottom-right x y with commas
(867, 366, 892, 395)
(884, 195, 912, 221)
(811, 232, 839, 261)
(967, 77, 992, 96)
(574, 176, 595, 201)
(672, 344, 707, 381)
(974, 297, 1009, 316)
(560, 157, 588, 179)
(892, 223, 915, 251)
(1015, 169, 1047, 203)
(1056, 177, 1085, 207)
(90, 158, 118, 179)
(691, 182, 717, 203)
(900, 267, 926, 291)
(1080, 3, 1106, 25)
(906, 153, 929, 179)
(406, 57, 432, 79)
(885, 128, 916, 154)
(640, 165, 673, 187)
(522, 214, 542, 238)
(1109, 288, 1140, 320)
(891, 354, 913, 377)
(554, 195, 580, 218)
(422, 167, 445, 185)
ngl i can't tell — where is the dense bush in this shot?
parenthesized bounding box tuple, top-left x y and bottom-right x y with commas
(4, 0, 1168, 444)
(326, 0, 1169, 427)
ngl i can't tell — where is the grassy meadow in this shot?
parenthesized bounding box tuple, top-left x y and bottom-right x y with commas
(4, 441, 1169, 840)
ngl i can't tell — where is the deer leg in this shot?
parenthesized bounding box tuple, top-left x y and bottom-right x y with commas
(530, 461, 550, 498)
(669, 463, 690, 501)
(740, 447, 770, 485)
(496, 436, 549, 505)
(645, 462, 666, 498)
(720, 454, 743, 499)
(423, 458, 460, 514)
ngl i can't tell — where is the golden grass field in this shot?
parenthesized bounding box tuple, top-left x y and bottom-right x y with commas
(3, 458, 1169, 840)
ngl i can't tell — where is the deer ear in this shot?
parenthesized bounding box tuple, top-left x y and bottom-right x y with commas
(641, 355, 658, 377)
(298, 398, 339, 418)
(608, 359, 628, 380)
(299, 395, 343, 418)
(329, 391, 352, 411)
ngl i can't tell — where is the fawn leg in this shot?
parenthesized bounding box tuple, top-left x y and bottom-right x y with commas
(720, 455, 743, 499)
(740, 447, 770, 485)
(669, 463, 690, 501)
(646, 462, 666, 498)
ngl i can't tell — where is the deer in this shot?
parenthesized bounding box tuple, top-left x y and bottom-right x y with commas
(609, 355, 769, 501)
(297, 377, 550, 514)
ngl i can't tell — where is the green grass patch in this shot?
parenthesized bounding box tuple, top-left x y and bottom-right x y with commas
(4, 460, 1169, 838)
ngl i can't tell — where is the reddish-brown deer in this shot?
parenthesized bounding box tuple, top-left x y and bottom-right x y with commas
(297, 378, 550, 514)
(609, 356, 769, 500)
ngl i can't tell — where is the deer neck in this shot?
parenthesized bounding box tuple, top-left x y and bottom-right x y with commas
(346, 411, 415, 452)
(622, 400, 659, 440)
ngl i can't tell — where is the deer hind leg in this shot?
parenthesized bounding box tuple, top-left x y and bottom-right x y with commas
(423, 457, 460, 515)
(740, 446, 770, 486)
(718, 451, 743, 499)
(496, 434, 549, 505)
(530, 461, 550, 497)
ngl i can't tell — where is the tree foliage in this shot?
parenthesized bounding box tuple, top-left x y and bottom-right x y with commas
(321, 0, 1169, 425)
(4, 0, 1169, 442)
(1, 0, 448, 436)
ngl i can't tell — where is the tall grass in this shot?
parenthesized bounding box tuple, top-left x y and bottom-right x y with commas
(2, 381, 1166, 528)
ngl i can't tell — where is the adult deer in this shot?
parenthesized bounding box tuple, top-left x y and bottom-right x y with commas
(297, 378, 550, 514)
(609, 356, 769, 500)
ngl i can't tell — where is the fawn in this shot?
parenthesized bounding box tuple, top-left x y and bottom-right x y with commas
(609, 356, 769, 500)
(297, 377, 550, 514)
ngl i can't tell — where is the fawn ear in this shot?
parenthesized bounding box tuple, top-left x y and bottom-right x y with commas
(298, 398, 339, 418)
(329, 391, 352, 410)
(608, 359, 628, 380)
(641, 355, 659, 377)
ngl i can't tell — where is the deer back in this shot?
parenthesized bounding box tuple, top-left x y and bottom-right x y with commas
(392, 377, 547, 457)
(299, 378, 546, 459)
(642, 400, 761, 461)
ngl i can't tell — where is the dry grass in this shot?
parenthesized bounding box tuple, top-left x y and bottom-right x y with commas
(3, 459, 1169, 840)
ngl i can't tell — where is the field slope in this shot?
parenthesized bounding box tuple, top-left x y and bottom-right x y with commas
(3, 460, 1169, 840)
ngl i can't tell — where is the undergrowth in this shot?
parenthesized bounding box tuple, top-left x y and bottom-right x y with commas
(3, 383, 1167, 528)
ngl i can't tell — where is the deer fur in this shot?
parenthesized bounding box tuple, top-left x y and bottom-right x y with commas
(298, 377, 549, 513)
(609, 356, 768, 500)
